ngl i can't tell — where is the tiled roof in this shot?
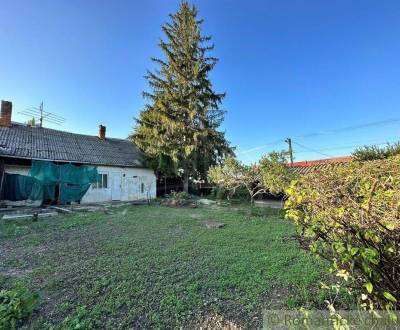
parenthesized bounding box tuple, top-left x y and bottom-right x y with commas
(289, 157, 353, 175)
(0, 123, 145, 167)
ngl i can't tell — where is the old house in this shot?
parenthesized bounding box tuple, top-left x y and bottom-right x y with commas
(0, 100, 156, 205)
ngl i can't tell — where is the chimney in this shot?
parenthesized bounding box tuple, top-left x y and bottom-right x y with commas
(0, 100, 12, 127)
(99, 124, 106, 139)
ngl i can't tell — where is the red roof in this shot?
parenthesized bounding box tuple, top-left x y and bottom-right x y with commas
(290, 156, 353, 167)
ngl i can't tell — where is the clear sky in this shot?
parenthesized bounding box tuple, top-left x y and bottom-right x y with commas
(1, 0, 400, 163)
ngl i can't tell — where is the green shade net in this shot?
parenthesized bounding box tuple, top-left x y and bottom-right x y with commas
(29, 161, 99, 185)
(3, 174, 43, 201)
(28, 160, 100, 204)
(3, 160, 99, 204)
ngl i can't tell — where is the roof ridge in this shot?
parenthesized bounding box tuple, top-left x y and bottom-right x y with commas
(11, 122, 129, 141)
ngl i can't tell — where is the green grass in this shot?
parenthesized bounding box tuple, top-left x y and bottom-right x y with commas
(0, 203, 333, 329)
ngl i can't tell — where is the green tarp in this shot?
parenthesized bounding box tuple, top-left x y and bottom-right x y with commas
(3, 174, 43, 201)
(3, 161, 99, 204)
(29, 161, 99, 185)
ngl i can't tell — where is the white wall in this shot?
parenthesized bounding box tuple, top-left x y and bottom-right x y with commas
(4, 163, 156, 204)
(81, 165, 156, 204)
(4, 164, 30, 175)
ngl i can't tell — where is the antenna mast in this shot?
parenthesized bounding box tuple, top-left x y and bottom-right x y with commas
(18, 101, 66, 127)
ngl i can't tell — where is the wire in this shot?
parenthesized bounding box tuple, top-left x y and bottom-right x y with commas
(238, 117, 400, 154)
(292, 141, 332, 158)
(237, 139, 285, 154)
(294, 141, 399, 154)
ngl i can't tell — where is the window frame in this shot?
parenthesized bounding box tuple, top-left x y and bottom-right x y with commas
(93, 173, 108, 189)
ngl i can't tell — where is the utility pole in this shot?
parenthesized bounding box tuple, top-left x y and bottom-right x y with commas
(39, 101, 43, 128)
(285, 138, 294, 165)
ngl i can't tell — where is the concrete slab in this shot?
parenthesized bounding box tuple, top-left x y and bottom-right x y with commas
(254, 200, 283, 209)
(2, 214, 34, 220)
(205, 220, 225, 229)
(38, 212, 59, 218)
(50, 206, 73, 214)
(198, 199, 217, 205)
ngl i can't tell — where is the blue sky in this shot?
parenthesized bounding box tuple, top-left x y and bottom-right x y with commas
(1, 0, 400, 163)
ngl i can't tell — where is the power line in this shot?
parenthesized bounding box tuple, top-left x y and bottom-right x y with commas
(238, 117, 400, 155)
(294, 139, 400, 154)
(238, 139, 285, 154)
(295, 118, 400, 139)
(292, 141, 332, 158)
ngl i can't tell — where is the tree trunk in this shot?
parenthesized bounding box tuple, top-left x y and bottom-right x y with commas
(183, 171, 189, 194)
(250, 194, 255, 216)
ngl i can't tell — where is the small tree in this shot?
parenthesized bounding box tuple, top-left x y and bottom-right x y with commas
(259, 150, 296, 195)
(208, 157, 265, 205)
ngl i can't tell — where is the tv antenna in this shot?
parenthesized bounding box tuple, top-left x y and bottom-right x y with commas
(18, 101, 66, 127)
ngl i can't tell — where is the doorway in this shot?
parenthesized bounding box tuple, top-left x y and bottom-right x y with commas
(111, 173, 122, 200)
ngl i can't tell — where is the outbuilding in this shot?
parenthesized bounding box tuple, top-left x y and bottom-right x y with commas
(0, 100, 156, 205)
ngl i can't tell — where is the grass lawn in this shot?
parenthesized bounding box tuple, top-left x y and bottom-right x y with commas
(1, 203, 333, 329)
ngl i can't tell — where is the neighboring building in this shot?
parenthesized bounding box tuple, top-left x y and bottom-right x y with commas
(289, 156, 353, 175)
(0, 100, 156, 204)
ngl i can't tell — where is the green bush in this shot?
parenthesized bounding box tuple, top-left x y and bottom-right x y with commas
(285, 156, 400, 312)
(0, 284, 39, 329)
(168, 191, 190, 201)
(209, 186, 250, 201)
(353, 142, 400, 161)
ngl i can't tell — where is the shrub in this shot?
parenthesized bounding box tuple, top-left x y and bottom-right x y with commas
(163, 191, 196, 207)
(0, 284, 39, 329)
(259, 150, 296, 195)
(285, 156, 400, 312)
(168, 191, 190, 201)
(352, 142, 400, 161)
(210, 186, 250, 201)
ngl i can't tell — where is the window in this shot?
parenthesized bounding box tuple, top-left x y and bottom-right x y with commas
(93, 174, 108, 189)
(141, 183, 144, 194)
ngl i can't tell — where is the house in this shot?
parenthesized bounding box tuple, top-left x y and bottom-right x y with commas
(289, 156, 353, 175)
(0, 100, 156, 205)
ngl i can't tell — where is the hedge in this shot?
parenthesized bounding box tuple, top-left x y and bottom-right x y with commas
(285, 156, 399, 312)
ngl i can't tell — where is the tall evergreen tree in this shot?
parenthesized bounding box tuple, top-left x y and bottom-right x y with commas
(131, 1, 233, 193)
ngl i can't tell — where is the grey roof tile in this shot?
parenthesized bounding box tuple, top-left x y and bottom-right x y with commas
(0, 123, 145, 167)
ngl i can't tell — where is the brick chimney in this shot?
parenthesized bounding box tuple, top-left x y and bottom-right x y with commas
(99, 124, 106, 139)
(0, 100, 12, 127)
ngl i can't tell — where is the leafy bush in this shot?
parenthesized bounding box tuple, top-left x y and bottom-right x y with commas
(285, 156, 400, 312)
(352, 142, 400, 161)
(0, 284, 39, 329)
(210, 186, 250, 201)
(168, 191, 190, 201)
(60, 305, 93, 330)
(259, 150, 296, 195)
(163, 191, 196, 207)
(209, 186, 229, 200)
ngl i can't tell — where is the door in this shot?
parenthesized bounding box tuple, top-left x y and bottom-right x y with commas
(111, 173, 122, 200)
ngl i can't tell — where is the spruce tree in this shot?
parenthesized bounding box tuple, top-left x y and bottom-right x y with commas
(131, 1, 232, 193)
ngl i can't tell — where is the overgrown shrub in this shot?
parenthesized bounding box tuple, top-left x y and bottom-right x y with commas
(209, 186, 229, 200)
(210, 186, 250, 201)
(168, 191, 190, 201)
(0, 284, 39, 329)
(352, 142, 400, 161)
(163, 191, 196, 207)
(285, 156, 400, 312)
